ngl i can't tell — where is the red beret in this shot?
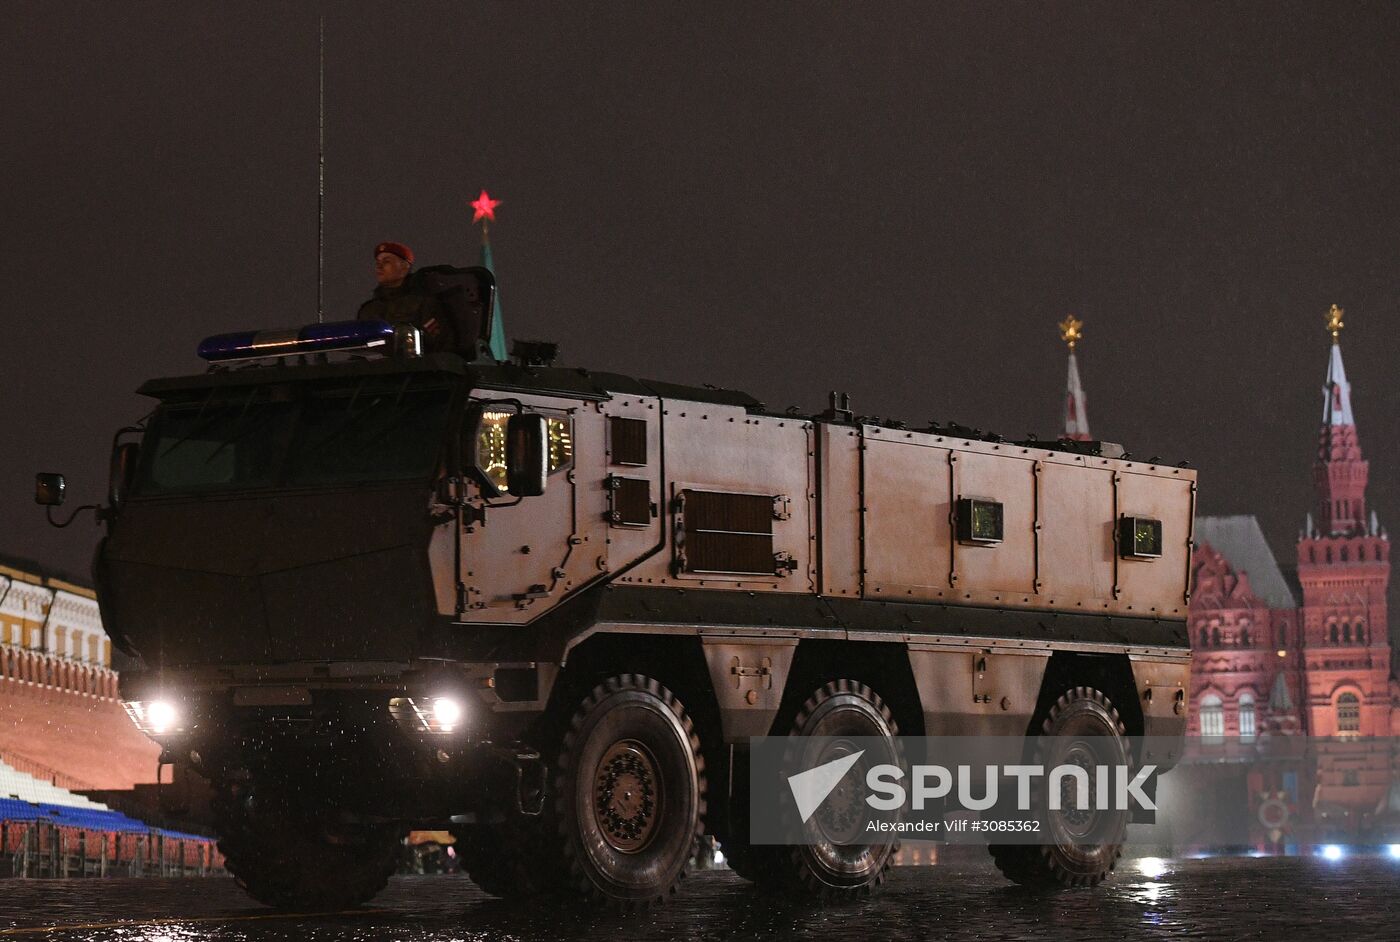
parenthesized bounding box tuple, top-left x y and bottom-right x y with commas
(375, 241, 414, 265)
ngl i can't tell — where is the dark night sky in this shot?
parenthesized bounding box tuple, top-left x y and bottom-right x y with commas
(4, 2, 1400, 607)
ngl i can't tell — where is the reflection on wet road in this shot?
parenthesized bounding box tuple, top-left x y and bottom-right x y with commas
(0, 856, 1395, 941)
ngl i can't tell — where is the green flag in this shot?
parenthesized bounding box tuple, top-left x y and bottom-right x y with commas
(480, 240, 508, 361)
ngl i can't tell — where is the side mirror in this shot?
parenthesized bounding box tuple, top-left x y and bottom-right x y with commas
(109, 442, 141, 509)
(35, 473, 66, 506)
(506, 414, 548, 497)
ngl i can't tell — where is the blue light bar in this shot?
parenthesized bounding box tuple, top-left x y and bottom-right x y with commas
(198, 320, 397, 362)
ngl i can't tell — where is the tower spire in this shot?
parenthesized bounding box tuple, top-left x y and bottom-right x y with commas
(1059, 315, 1092, 442)
(470, 189, 508, 362)
(1312, 304, 1368, 535)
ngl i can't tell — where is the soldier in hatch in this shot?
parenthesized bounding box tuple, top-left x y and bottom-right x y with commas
(356, 241, 457, 353)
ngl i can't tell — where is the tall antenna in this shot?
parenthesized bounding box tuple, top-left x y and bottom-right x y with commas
(317, 15, 325, 322)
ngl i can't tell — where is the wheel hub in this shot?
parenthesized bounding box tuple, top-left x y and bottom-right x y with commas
(594, 740, 661, 853)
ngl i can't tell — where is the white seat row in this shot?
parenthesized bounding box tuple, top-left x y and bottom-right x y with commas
(0, 760, 108, 810)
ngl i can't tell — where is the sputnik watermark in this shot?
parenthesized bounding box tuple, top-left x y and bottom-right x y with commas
(751, 735, 1173, 846)
(787, 752, 1155, 823)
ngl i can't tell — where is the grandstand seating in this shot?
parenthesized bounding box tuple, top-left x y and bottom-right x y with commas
(0, 758, 221, 876)
(0, 758, 107, 809)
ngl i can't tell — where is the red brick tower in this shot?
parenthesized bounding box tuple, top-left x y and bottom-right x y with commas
(1294, 305, 1393, 835)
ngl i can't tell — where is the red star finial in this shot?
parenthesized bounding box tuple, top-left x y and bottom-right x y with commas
(471, 189, 501, 224)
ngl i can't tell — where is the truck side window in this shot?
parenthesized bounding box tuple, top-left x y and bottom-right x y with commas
(475, 410, 572, 494)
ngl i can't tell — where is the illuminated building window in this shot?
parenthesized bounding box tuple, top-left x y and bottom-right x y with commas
(1336, 693, 1360, 733)
(1238, 693, 1256, 743)
(1200, 695, 1224, 742)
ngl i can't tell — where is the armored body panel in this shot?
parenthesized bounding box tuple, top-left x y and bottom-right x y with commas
(447, 384, 1194, 623)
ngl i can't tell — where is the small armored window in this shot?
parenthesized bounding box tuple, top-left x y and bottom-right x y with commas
(608, 416, 648, 466)
(607, 476, 653, 527)
(956, 498, 1004, 545)
(676, 489, 780, 575)
(1119, 516, 1163, 558)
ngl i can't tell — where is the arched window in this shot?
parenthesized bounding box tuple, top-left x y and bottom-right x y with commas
(1211, 627, 1221, 647)
(1358, 545, 1366, 561)
(1343, 623, 1352, 644)
(1240, 627, 1252, 647)
(1200, 695, 1225, 742)
(1329, 624, 1339, 644)
(1238, 693, 1256, 742)
(1199, 627, 1209, 648)
(1337, 692, 1360, 733)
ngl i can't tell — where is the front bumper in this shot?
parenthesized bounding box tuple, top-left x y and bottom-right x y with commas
(117, 659, 554, 821)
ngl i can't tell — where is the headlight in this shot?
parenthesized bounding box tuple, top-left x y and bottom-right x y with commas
(123, 699, 183, 736)
(431, 697, 463, 731)
(390, 696, 468, 735)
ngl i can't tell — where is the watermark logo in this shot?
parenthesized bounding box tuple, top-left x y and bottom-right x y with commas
(787, 750, 866, 823)
(755, 735, 1165, 846)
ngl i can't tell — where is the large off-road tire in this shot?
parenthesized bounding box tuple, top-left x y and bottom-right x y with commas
(453, 817, 555, 900)
(719, 837, 763, 883)
(213, 783, 402, 910)
(989, 686, 1130, 889)
(758, 679, 902, 900)
(550, 673, 707, 909)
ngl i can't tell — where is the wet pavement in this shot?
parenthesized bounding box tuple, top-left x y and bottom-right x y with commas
(0, 855, 1395, 941)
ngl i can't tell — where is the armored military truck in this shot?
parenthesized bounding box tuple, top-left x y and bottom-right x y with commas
(38, 268, 1193, 909)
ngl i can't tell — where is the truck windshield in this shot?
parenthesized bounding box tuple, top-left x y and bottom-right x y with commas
(134, 375, 454, 496)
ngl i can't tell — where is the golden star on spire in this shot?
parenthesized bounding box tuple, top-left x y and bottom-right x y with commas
(1058, 314, 1084, 351)
(1326, 303, 1344, 342)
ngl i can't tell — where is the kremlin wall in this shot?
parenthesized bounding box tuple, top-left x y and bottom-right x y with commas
(0, 558, 218, 877)
(0, 557, 159, 790)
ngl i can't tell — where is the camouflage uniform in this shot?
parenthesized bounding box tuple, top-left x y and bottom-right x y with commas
(356, 281, 457, 354)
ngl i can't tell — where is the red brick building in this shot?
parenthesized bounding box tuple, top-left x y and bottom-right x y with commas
(1066, 311, 1400, 850)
